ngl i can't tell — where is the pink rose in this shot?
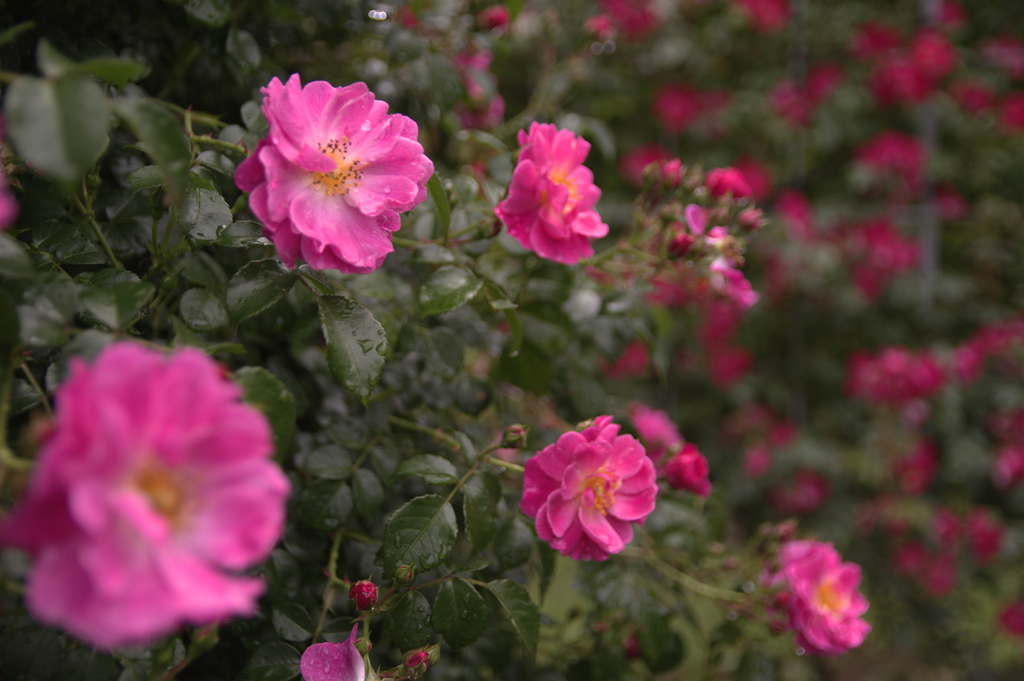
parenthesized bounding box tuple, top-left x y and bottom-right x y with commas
(1, 343, 289, 649)
(495, 123, 609, 264)
(765, 540, 871, 655)
(999, 602, 1024, 637)
(705, 167, 753, 199)
(993, 445, 1024, 490)
(301, 625, 364, 681)
(768, 470, 831, 515)
(235, 74, 433, 273)
(734, 0, 789, 34)
(629, 403, 682, 462)
(652, 84, 703, 134)
(521, 416, 658, 560)
(664, 443, 712, 496)
(851, 22, 902, 61)
(892, 440, 939, 495)
(478, 6, 511, 31)
(965, 508, 1004, 565)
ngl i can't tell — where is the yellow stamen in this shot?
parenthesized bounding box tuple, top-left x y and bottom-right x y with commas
(311, 138, 363, 196)
(135, 464, 186, 527)
(582, 468, 621, 516)
(815, 579, 849, 614)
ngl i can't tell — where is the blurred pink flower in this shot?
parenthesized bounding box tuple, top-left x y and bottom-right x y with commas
(521, 416, 658, 560)
(236, 74, 433, 273)
(708, 344, 754, 387)
(921, 552, 957, 596)
(993, 445, 1024, 490)
(605, 340, 651, 380)
(478, 6, 511, 31)
(705, 167, 753, 199)
(999, 602, 1024, 637)
(892, 542, 928, 577)
(855, 131, 925, 198)
(684, 204, 707, 235)
(743, 443, 772, 477)
(949, 80, 995, 114)
(709, 257, 760, 309)
(495, 123, 608, 264)
(630, 403, 682, 462)
(869, 56, 932, 106)
(618, 144, 672, 186)
(765, 540, 871, 655)
(601, 0, 658, 40)
(0, 120, 17, 230)
(734, 0, 789, 34)
(775, 189, 814, 239)
(768, 470, 832, 515)
(301, 625, 363, 681)
(892, 440, 939, 495)
(733, 157, 773, 202)
(851, 21, 902, 61)
(965, 508, 1004, 565)
(982, 35, 1024, 80)
(839, 218, 919, 300)
(1000, 92, 1024, 133)
(909, 30, 957, 83)
(652, 84, 702, 134)
(0, 342, 289, 650)
(846, 347, 945, 407)
(665, 443, 712, 496)
(940, 0, 966, 31)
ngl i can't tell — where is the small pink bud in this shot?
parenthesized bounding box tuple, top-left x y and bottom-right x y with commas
(668, 229, 695, 258)
(500, 424, 530, 449)
(349, 580, 379, 610)
(738, 208, 764, 231)
(395, 564, 416, 584)
(404, 650, 431, 678)
(664, 443, 712, 496)
(478, 6, 511, 31)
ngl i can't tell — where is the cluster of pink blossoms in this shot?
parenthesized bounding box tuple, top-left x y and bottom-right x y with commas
(846, 346, 946, 409)
(236, 74, 433, 273)
(495, 123, 609, 264)
(836, 217, 920, 300)
(854, 131, 925, 201)
(651, 84, 733, 137)
(630, 404, 712, 496)
(769, 65, 844, 128)
(764, 540, 871, 655)
(520, 416, 658, 560)
(0, 343, 289, 649)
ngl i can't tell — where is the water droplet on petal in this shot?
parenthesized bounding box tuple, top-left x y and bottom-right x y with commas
(361, 120, 372, 132)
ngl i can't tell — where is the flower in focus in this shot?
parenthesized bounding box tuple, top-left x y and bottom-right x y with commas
(495, 123, 609, 264)
(235, 74, 433, 273)
(301, 625, 364, 681)
(765, 540, 871, 655)
(665, 443, 712, 496)
(521, 416, 658, 560)
(0, 342, 290, 650)
(349, 580, 379, 610)
(630, 404, 682, 462)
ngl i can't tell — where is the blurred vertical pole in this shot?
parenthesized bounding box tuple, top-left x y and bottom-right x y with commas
(787, 0, 809, 427)
(919, 0, 942, 301)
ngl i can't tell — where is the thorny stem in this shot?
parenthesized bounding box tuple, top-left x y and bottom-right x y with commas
(624, 547, 746, 603)
(191, 135, 248, 156)
(74, 192, 124, 270)
(0, 357, 33, 473)
(312, 531, 347, 641)
(483, 455, 524, 472)
(388, 415, 462, 451)
(19, 364, 51, 418)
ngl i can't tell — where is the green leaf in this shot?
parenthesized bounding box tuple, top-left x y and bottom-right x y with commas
(484, 579, 539, 660)
(426, 173, 450, 232)
(0, 21, 35, 48)
(537, 543, 557, 602)
(226, 259, 298, 324)
(36, 39, 74, 78)
(318, 295, 388, 406)
(184, 0, 231, 27)
(637, 611, 684, 673)
(736, 647, 776, 681)
(0, 235, 35, 279)
(126, 165, 165, 192)
(419, 266, 482, 317)
(31, 221, 106, 265)
(4, 74, 109, 190)
(494, 517, 534, 570)
(176, 183, 229, 239)
(387, 591, 433, 650)
(215, 220, 265, 247)
(413, 243, 456, 264)
(227, 27, 261, 71)
(298, 445, 353, 480)
(241, 641, 301, 681)
(235, 367, 296, 460)
(79, 281, 155, 329)
(498, 341, 552, 394)
(380, 494, 458, 579)
(433, 578, 489, 649)
(113, 98, 191, 205)
(299, 480, 353, 531)
(463, 476, 496, 555)
(393, 455, 459, 485)
(75, 58, 146, 87)
(271, 603, 314, 643)
(178, 288, 228, 331)
(483, 279, 522, 355)
(353, 468, 384, 521)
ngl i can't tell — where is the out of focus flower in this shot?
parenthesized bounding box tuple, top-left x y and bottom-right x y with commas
(846, 347, 945, 407)
(495, 123, 608, 264)
(236, 75, 433, 273)
(734, 0, 789, 35)
(708, 344, 754, 387)
(605, 340, 651, 380)
(993, 445, 1024, 490)
(521, 416, 658, 560)
(855, 131, 925, 199)
(453, 48, 505, 130)
(665, 443, 712, 496)
(965, 508, 1004, 565)
(743, 443, 772, 477)
(869, 56, 932, 106)
(630, 403, 683, 462)
(0, 118, 16, 230)
(601, 0, 658, 40)
(981, 35, 1024, 80)
(909, 30, 957, 83)
(768, 470, 832, 515)
(705, 167, 753, 199)
(939, 1, 967, 32)
(893, 440, 939, 495)
(770, 65, 842, 127)
(652, 84, 703, 134)
(999, 602, 1024, 637)
(838, 218, 919, 300)
(921, 552, 957, 597)
(618, 143, 672, 187)
(685, 204, 707, 235)
(1000, 93, 1024, 133)
(584, 14, 616, 41)
(301, 626, 363, 681)
(775, 189, 814, 240)
(733, 157, 773, 202)
(0, 343, 289, 650)
(709, 257, 761, 309)
(949, 80, 997, 115)
(892, 542, 929, 577)
(935, 183, 969, 221)
(478, 6, 511, 31)
(933, 508, 961, 552)
(764, 540, 871, 655)
(851, 21, 902, 61)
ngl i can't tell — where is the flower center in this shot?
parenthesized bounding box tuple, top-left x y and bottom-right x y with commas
(582, 468, 621, 516)
(311, 138, 364, 196)
(814, 579, 849, 614)
(135, 464, 186, 527)
(549, 167, 582, 207)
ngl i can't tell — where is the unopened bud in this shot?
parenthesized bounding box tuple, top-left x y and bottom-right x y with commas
(395, 564, 416, 585)
(668, 228, 695, 258)
(500, 424, 530, 449)
(404, 649, 431, 678)
(775, 520, 797, 543)
(355, 634, 372, 656)
(349, 580, 379, 610)
(424, 643, 441, 666)
(738, 208, 765, 231)
(659, 158, 683, 187)
(623, 633, 642, 659)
